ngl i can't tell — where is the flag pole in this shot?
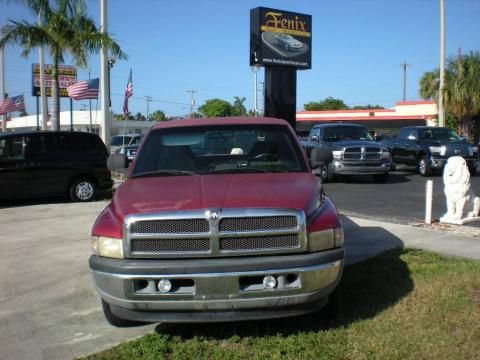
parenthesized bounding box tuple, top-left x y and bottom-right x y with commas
(89, 70, 92, 132)
(100, 0, 111, 147)
(0, 45, 6, 132)
(70, 98, 73, 131)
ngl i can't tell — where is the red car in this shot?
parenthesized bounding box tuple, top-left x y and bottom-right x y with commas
(90, 117, 343, 325)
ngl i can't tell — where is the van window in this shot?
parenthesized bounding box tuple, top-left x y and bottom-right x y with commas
(27, 133, 71, 159)
(9, 136, 25, 160)
(0, 139, 6, 160)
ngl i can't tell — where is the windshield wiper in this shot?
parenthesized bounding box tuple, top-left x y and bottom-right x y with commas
(131, 169, 196, 178)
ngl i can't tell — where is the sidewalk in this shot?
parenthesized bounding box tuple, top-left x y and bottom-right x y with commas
(342, 215, 480, 264)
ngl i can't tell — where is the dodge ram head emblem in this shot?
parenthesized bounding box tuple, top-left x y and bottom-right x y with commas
(360, 147, 366, 160)
(206, 210, 219, 220)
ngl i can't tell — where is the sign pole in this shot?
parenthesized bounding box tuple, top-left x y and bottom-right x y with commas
(100, 0, 111, 147)
(70, 98, 73, 131)
(36, 96, 40, 131)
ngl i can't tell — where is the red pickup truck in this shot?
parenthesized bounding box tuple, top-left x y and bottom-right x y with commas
(90, 117, 344, 325)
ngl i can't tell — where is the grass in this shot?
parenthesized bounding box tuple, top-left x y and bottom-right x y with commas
(81, 249, 480, 360)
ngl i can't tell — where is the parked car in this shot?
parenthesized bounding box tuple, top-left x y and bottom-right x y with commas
(301, 124, 393, 183)
(381, 126, 479, 176)
(273, 33, 303, 51)
(0, 131, 113, 202)
(90, 117, 343, 326)
(110, 134, 142, 154)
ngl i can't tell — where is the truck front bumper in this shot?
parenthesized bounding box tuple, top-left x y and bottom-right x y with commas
(330, 160, 392, 175)
(429, 155, 479, 169)
(89, 248, 344, 323)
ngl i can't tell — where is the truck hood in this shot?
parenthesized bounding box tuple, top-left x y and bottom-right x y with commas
(325, 140, 382, 150)
(111, 173, 320, 221)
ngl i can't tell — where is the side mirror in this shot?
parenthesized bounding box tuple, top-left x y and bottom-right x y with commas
(310, 135, 319, 142)
(374, 135, 383, 141)
(107, 153, 127, 170)
(310, 147, 333, 168)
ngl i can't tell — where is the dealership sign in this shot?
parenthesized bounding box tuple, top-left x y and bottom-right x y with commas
(31, 64, 77, 97)
(250, 7, 312, 69)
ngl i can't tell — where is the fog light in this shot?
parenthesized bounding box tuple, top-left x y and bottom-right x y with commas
(158, 279, 172, 293)
(263, 275, 277, 289)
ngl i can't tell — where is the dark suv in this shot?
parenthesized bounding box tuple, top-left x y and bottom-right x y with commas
(382, 126, 479, 176)
(0, 131, 113, 201)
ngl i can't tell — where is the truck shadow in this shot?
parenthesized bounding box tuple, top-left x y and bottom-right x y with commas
(154, 216, 413, 338)
(330, 172, 412, 184)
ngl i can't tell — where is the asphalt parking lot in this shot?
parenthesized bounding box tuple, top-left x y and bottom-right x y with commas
(323, 166, 480, 225)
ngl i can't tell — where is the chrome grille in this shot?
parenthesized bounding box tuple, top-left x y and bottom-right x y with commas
(124, 209, 306, 258)
(343, 147, 381, 160)
(220, 235, 299, 251)
(131, 238, 210, 253)
(131, 219, 209, 234)
(219, 216, 297, 232)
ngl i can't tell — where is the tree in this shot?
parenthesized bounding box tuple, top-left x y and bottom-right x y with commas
(351, 104, 384, 110)
(134, 112, 146, 121)
(0, 0, 126, 130)
(419, 70, 439, 100)
(198, 98, 235, 117)
(304, 97, 349, 111)
(419, 52, 480, 141)
(150, 110, 166, 122)
(232, 96, 247, 116)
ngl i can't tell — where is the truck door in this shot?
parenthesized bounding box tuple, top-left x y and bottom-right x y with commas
(0, 135, 30, 199)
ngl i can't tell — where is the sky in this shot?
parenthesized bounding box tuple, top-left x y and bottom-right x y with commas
(1, 0, 479, 118)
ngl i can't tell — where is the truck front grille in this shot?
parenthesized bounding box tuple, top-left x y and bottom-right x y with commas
(131, 238, 211, 253)
(125, 209, 306, 258)
(131, 219, 209, 234)
(220, 234, 299, 251)
(219, 216, 297, 232)
(343, 147, 381, 160)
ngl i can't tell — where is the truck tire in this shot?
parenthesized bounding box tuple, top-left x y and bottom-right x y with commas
(469, 165, 477, 176)
(418, 156, 432, 177)
(373, 173, 389, 183)
(101, 299, 140, 327)
(319, 165, 335, 183)
(69, 177, 96, 202)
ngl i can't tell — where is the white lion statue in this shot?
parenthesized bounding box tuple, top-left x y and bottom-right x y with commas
(440, 156, 480, 223)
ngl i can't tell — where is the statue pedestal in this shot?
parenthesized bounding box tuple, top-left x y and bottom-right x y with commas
(440, 216, 480, 225)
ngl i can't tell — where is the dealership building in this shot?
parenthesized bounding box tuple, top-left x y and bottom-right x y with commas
(296, 100, 437, 137)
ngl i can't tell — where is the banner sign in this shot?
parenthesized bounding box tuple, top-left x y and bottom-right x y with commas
(250, 7, 312, 69)
(31, 64, 77, 97)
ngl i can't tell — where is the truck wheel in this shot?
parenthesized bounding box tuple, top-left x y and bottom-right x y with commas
(418, 156, 432, 177)
(69, 178, 96, 202)
(322, 287, 340, 319)
(319, 165, 335, 183)
(101, 299, 140, 327)
(373, 173, 389, 183)
(469, 165, 477, 176)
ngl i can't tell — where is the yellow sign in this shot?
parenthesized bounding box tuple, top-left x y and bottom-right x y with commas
(261, 11, 311, 38)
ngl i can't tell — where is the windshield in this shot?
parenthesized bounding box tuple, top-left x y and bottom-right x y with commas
(111, 136, 132, 146)
(323, 126, 373, 141)
(131, 125, 307, 177)
(420, 128, 461, 141)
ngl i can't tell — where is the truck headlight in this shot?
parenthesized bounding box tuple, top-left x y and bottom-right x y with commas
(429, 146, 446, 156)
(91, 236, 124, 259)
(308, 227, 343, 252)
(380, 148, 391, 159)
(332, 150, 343, 159)
(469, 146, 478, 156)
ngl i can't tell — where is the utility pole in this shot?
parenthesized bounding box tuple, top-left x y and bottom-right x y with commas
(438, 0, 446, 127)
(186, 90, 196, 117)
(400, 61, 410, 101)
(0, 46, 5, 132)
(38, 12, 48, 130)
(100, 0, 110, 147)
(145, 96, 152, 120)
(258, 81, 265, 116)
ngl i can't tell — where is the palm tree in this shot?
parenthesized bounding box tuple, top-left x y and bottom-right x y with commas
(0, 0, 127, 130)
(419, 70, 439, 100)
(233, 96, 247, 116)
(418, 52, 480, 141)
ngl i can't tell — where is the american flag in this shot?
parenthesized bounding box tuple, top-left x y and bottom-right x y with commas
(67, 78, 99, 100)
(0, 94, 25, 115)
(123, 69, 133, 119)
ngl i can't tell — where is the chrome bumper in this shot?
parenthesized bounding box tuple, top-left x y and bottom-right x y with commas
(330, 161, 391, 175)
(90, 249, 344, 322)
